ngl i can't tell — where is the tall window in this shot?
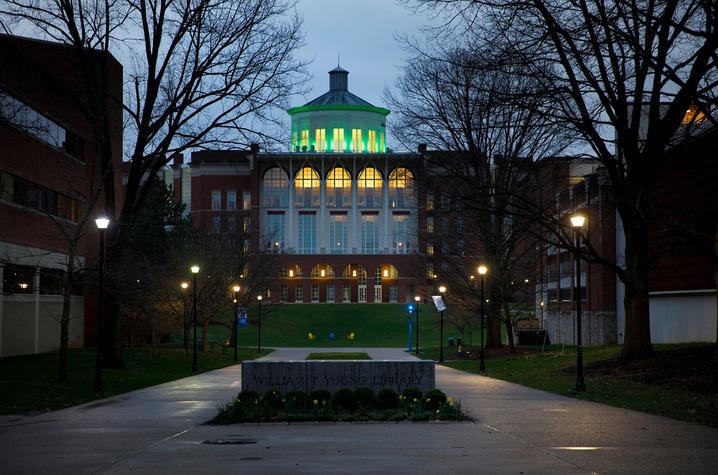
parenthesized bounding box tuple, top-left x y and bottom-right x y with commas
(330, 215, 348, 254)
(266, 214, 285, 250)
(294, 167, 320, 207)
(351, 128, 362, 152)
(292, 132, 297, 151)
(367, 130, 377, 153)
(440, 193, 450, 209)
(361, 215, 379, 254)
(426, 192, 434, 210)
(315, 128, 326, 152)
(333, 128, 344, 152)
(456, 216, 464, 233)
(263, 167, 289, 207)
(392, 215, 409, 254)
(212, 216, 221, 233)
(243, 216, 251, 232)
(389, 285, 398, 303)
(441, 216, 449, 233)
(380, 132, 385, 153)
(227, 191, 236, 210)
(388, 168, 414, 207)
(342, 284, 351, 302)
(301, 130, 309, 150)
(280, 285, 288, 302)
(327, 284, 335, 302)
(426, 216, 434, 233)
(357, 168, 382, 207)
(311, 285, 319, 302)
(295, 284, 303, 302)
(181, 167, 191, 215)
(211, 190, 221, 210)
(227, 216, 236, 233)
(457, 239, 465, 256)
(326, 167, 351, 207)
(427, 243, 434, 256)
(298, 213, 316, 254)
(243, 191, 251, 210)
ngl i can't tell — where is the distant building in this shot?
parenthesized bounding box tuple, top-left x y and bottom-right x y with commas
(0, 35, 123, 357)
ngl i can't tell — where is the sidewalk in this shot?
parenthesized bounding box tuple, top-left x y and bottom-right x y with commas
(1, 348, 717, 474)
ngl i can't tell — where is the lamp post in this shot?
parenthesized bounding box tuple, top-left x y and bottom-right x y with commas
(181, 282, 189, 354)
(570, 215, 586, 392)
(93, 216, 109, 393)
(478, 265, 488, 372)
(232, 285, 240, 362)
(414, 295, 421, 354)
(256, 295, 263, 353)
(191, 265, 200, 372)
(439, 285, 446, 362)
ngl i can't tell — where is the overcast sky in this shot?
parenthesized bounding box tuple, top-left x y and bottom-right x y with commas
(294, 0, 428, 113)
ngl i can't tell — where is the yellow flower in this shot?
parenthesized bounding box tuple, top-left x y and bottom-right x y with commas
(426, 398, 431, 402)
(413, 398, 417, 403)
(448, 397, 453, 402)
(449, 401, 454, 406)
(313, 399, 318, 405)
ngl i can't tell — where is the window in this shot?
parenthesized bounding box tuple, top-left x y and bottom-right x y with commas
(330, 215, 347, 254)
(441, 216, 449, 233)
(243, 191, 251, 210)
(333, 128, 345, 152)
(301, 129, 309, 150)
(342, 284, 351, 302)
(456, 216, 464, 233)
(295, 284, 303, 302)
(440, 193, 450, 209)
(280, 285, 288, 302)
(3, 264, 34, 294)
(311, 285, 319, 302)
(380, 132, 385, 153)
(227, 216, 236, 233)
(326, 168, 351, 207)
(263, 167, 289, 207)
(426, 216, 434, 233)
(298, 213, 316, 254)
(243, 239, 250, 253)
(392, 215, 409, 254)
(212, 190, 221, 210)
(442, 262, 449, 275)
(212, 216, 221, 233)
(361, 215, 378, 254)
(357, 168, 382, 207)
(389, 285, 398, 303)
(441, 240, 449, 255)
(327, 284, 335, 302)
(292, 132, 297, 152)
(367, 130, 377, 153)
(315, 128, 326, 152)
(265, 213, 284, 250)
(426, 192, 434, 210)
(374, 286, 382, 303)
(227, 191, 236, 210)
(427, 243, 434, 256)
(351, 128, 362, 152)
(426, 264, 435, 279)
(181, 167, 192, 215)
(311, 265, 335, 278)
(242, 216, 250, 233)
(457, 239, 465, 256)
(388, 168, 414, 207)
(294, 167, 320, 207)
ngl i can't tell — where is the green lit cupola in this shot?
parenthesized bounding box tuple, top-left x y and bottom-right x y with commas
(287, 66, 390, 153)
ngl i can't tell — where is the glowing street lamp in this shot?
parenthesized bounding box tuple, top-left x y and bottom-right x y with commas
(478, 265, 488, 372)
(414, 295, 421, 354)
(191, 265, 200, 372)
(257, 295, 263, 353)
(232, 285, 240, 362)
(571, 214, 586, 392)
(439, 285, 446, 362)
(93, 216, 109, 393)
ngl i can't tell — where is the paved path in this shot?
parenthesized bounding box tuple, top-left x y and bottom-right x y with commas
(1, 348, 717, 474)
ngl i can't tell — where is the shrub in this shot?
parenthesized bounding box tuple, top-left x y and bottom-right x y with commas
(261, 389, 284, 410)
(424, 388, 447, 411)
(332, 388, 358, 412)
(285, 390, 310, 412)
(310, 389, 332, 407)
(376, 388, 399, 410)
(354, 387, 375, 409)
(401, 387, 423, 405)
(236, 390, 259, 406)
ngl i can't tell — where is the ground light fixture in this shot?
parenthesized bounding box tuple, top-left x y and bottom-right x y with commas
(191, 265, 200, 372)
(414, 295, 421, 354)
(93, 216, 109, 393)
(257, 295, 263, 353)
(478, 265, 488, 372)
(232, 285, 240, 362)
(439, 285, 446, 362)
(570, 214, 586, 392)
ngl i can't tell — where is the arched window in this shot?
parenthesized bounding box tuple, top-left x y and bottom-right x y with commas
(388, 168, 414, 208)
(294, 167, 320, 207)
(342, 265, 366, 280)
(279, 264, 303, 278)
(263, 167, 289, 207)
(357, 167, 382, 207)
(326, 167, 352, 207)
(376, 265, 398, 280)
(310, 264, 335, 278)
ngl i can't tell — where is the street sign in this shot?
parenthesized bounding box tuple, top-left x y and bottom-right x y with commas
(432, 295, 446, 312)
(237, 307, 247, 328)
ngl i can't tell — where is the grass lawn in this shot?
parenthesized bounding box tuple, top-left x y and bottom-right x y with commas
(438, 344, 718, 428)
(0, 347, 270, 415)
(306, 352, 371, 360)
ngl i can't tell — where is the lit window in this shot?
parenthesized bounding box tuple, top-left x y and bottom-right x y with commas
(315, 128, 326, 152)
(388, 168, 414, 207)
(682, 105, 706, 125)
(426, 193, 434, 210)
(380, 132, 385, 153)
(427, 216, 434, 233)
(301, 130, 309, 150)
(243, 191, 251, 210)
(292, 132, 297, 151)
(427, 243, 434, 256)
(243, 216, 250, 232)
(326, 167, 352, 207)
(351, 128, 362, 152)
(392, 215, 409, 254)
(294, 167, 320, 207)
(265, 213, 284, 251)
(311, 285, 319, 302)
(262, 167, 289, 207)
(357, 168, 382, 207)
(342, 284, 351, 302)
(333, 128, 345, 152)
(330, 215, 347, 254)
(367, 130, 377, 153)
(298, 213, 316, 254)
(311, 265, 335, 278)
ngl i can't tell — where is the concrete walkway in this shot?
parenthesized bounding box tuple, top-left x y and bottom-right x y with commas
(1, 348, 717, 474)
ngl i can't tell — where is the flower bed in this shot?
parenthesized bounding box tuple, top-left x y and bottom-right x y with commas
(212, 387, 469, 423)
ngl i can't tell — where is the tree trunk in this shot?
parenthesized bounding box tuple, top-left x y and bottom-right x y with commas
(620, 221, 653, 362)
(202, 319, 209, 352)
(486, 294, 503, 348)
(58, 267, 72, 382)
(504, 306, 516, 354)
(714, 223, 718, 361)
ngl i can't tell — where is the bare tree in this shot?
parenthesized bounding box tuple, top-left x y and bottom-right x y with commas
(2, 0, 309, 366)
